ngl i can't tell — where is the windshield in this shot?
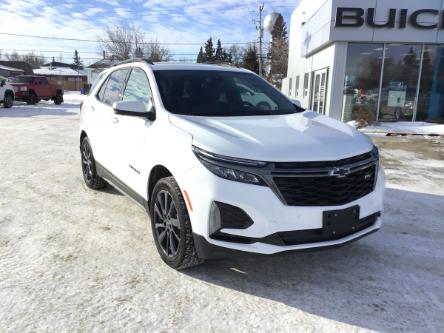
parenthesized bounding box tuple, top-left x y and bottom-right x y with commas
(12, 77, 34, 83)
(153, 70, 298, 116)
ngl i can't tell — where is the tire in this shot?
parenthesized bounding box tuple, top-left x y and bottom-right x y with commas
(80, 137, 107, 190)
(3, 92, 13, 108)
(54, 92, 63, 105)
(150, 177, 204, 270)
(27, 91, 37, 105)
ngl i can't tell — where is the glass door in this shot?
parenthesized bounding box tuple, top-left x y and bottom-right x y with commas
(378, 44, 422, 121)
(310, 67, 329, 114)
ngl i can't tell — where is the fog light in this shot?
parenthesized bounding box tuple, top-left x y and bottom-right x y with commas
(209, 201, 254, 237)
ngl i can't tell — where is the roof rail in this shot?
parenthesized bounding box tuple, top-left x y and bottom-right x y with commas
(201, 61, 240, 68)
(111, 58, 154, 67)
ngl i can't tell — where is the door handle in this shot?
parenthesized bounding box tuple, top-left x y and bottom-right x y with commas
(113, 117, 119, 124)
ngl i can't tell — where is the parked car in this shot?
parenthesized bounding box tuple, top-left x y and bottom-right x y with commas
(0, 75, 15, 108)
(10, 75, 63, 105)
(79, 60, 385, 270)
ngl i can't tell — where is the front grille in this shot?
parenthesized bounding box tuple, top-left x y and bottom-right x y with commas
(274, 165, 376, 206)
(274, 151, 373, 170)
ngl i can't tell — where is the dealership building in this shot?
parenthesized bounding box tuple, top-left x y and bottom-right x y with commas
(282, 0, 444, 123)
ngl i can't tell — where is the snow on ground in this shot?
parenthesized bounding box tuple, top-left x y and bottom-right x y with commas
(0, 101, 443, 332)
(63, 91, 86, 103)
(348, 120, 444, 136)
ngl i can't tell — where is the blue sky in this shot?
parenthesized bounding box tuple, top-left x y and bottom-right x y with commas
(0, 0, 299, 65)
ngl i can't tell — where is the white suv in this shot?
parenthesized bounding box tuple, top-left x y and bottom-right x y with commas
(0, 76, 14, 108)
(79, 60, 384, 269)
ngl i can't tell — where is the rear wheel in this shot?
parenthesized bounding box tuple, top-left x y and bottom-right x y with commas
(81, 137, 107, 190)
(150, 177, 203, 270)
(3, 92, 13, 108)
(27, 91, 37, 105)
(54, 92, 63, 105)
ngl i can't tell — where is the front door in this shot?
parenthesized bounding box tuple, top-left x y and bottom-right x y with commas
(310, 68, 329, 114)
(112, 67, 155, 197)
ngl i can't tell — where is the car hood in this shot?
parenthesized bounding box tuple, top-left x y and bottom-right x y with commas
(168, 111, 373, 162)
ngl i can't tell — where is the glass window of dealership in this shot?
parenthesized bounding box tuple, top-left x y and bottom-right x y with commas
(342, 43, 444, 123)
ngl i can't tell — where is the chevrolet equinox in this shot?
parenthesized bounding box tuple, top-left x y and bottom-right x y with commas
(79, 60, 384, 269)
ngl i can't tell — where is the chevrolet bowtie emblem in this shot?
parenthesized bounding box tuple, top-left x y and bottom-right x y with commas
(329, 167, 351, 177)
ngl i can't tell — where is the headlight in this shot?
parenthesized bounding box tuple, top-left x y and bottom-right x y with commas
(192, 146, 266, 185)
(20, 86, 27, 92)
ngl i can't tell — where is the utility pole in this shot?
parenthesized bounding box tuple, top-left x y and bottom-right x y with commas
(258, 3, 264, 77)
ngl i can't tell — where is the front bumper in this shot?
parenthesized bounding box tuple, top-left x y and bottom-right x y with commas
(193, 217, 381, 259)
(179, 162, 385, 256)
(14, 91, 30, 101)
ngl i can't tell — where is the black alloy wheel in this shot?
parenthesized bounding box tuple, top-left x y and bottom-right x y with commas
(150, 177, 203, 269)
(153, 190, 181, 258)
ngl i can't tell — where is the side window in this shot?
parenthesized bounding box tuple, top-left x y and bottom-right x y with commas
(101, 69, 129, 106)
(288, 77, 293, 96)
(122, 68, 152, 109)
(97, 76, 109, 102)
(295, 75, 300, 97)
(303, 73, 309, 97)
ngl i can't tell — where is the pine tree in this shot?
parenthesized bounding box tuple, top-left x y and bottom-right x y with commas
(196, 47, 204, 63)
(73, 50, 83, 70)
(267, 14, 289, 88)
(203, 37, 214, 63)
(242, 44, 259, 74)
(215, 39, 223, 63)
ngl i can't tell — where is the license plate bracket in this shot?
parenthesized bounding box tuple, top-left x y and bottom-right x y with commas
(323, 205, 360, 238)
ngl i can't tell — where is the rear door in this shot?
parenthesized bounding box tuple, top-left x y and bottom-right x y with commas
(38, 77, 51, 97)
(112, 67, 154, 196)
(86, 68, 130, 172)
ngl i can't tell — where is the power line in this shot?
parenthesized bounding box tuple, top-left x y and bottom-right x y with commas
(0, 32, 255, 45)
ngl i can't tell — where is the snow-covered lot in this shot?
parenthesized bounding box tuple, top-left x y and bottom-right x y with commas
(1, 100, 443, 333)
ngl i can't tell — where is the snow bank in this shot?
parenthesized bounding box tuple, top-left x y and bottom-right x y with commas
(348, 121, 444, 135)
(63, 91, 86, 103)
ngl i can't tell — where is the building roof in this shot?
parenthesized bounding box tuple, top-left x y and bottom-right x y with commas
(0, 61, 34, 75)
(42, 61, 82, 70)
(0, 64, 25, 73)
(34, 67, 87, 77)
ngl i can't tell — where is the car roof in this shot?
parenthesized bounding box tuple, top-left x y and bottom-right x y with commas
(111, 61, 252, 74)
(150, 62, 251, 73)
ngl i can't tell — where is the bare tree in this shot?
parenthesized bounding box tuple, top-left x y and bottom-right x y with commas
(21, 52, 45, 68)
(5, 51, 20, 61)
(227, 45, 243, 66)
(143, 39, 170, 62)
(3, 51, 45, 68)
(100, 25, 149, 60)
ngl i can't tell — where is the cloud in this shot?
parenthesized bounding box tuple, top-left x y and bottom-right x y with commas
(0, 0, 296, 64)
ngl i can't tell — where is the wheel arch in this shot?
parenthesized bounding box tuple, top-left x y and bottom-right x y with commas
(148, 165, 173, 203)
(5, 89, 14, 97)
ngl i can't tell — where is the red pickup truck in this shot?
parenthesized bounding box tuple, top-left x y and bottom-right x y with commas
(11, 75, 64, 105)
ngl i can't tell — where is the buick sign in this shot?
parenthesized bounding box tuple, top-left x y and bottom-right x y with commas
(335, 7, 444, 29)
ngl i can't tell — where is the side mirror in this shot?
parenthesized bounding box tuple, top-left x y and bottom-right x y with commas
(0, 80, 5, 87)
(112, 100, 155, 121)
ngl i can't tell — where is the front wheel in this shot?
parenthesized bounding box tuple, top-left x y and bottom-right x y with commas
(150, 177, 203, 270)
(3, 93, 13, 108)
